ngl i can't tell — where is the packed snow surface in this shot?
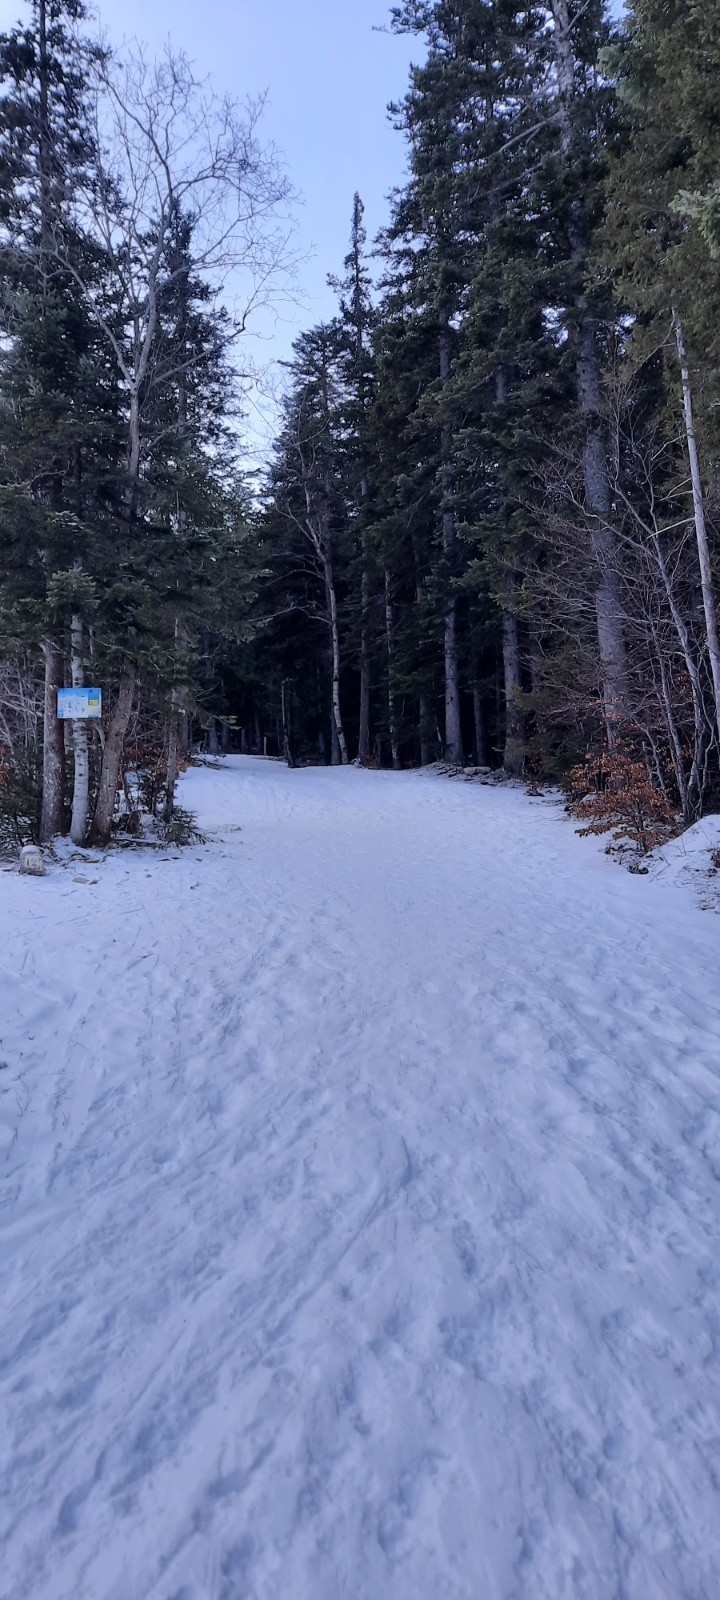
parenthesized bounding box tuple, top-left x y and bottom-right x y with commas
(1, 757, 720, 1600)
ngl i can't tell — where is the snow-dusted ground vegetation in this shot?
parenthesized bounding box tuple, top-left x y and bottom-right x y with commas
(1, 757, 719, 1600)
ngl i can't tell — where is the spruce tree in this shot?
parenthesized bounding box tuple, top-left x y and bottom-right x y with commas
(266, 326, 352, 764)
(329, 195, 377, 764)
(606, 0, 720, 750)
(0, 0, 105, 840)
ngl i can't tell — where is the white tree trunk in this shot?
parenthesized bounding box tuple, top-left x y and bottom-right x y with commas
(40, 639, 65, 841)
(203, 638, 220, 756)
(324, 560, 348, 765)
(672, 301, 720, 749)
(164, 620, 188, 821)
(577, 321, 629, 732)
(650, 523, 706, 804)
(651, 625, 691, 820)
(164, 716, 179, 823)
(69, 614, 89, 845)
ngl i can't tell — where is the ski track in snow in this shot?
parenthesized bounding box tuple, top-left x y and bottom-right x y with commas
(1, 756, 719, 1600)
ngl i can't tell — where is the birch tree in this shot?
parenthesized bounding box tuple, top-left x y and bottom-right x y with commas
(60, 46, 292, 840)
(0, 0, 99, 840)
(269, 327, 350, 765)
(605, 0, 720, 764)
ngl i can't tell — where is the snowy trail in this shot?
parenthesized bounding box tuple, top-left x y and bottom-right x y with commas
(1, 758, 719, 1600)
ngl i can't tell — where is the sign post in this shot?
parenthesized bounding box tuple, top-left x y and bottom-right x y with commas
(57, 688, 103, 720)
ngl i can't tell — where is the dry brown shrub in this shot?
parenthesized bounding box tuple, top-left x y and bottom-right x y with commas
(568, 746, 677, 854)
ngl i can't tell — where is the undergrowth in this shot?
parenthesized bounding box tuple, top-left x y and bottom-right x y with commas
(567, 746, 677, 855)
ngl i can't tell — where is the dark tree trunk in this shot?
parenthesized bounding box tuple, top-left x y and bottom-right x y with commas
(331, 708, 341, 765)
(281, 679, 296, 767)
(90, 673, 135, 846)
(357, 470, 371, 765)
(502, 604, 524, 777)
(385, 570, 400, 769)
(550, 0, 628, 737)
(470, 626, 488, 766)
(473, 682, 488, 768)
(411, 533, 433, 765)
(438, 321, 463, 765)
(163, 717, 178, 823)
(202, 634, 219, 755)
(577, 319, 628, 733)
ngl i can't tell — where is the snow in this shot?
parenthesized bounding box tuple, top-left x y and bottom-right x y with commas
(1, 756, 719, 1600)
(648, 812, 720, 910)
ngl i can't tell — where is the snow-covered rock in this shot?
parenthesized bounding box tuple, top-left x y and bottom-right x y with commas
(18, 844, 45, 876)
(647, 812, 720, 908)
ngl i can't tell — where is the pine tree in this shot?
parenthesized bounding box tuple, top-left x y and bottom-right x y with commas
(0, 0, 106, 840)
(266, 326, 352, 764)
(384, 0, 504, 763)
(606, 0, 720, 752)
(329, 195, 377, 764)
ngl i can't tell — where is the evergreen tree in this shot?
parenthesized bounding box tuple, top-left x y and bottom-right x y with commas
(0, 0, 108, 840)
(265, 326, 352, 764)
(329, 195, 377, 763)
(606, 0, 720, 753)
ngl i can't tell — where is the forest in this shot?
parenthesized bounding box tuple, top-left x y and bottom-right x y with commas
(1, 0, 720, 851)
(3, 7, 720, 1592)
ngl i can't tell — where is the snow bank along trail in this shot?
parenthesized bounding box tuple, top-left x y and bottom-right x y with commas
(1, 756, 719, 1600)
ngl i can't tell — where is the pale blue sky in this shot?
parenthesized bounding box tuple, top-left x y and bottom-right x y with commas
(0, 0, 625, 452)
(1, 0, 415, 370)
(93, 0, 415, 336)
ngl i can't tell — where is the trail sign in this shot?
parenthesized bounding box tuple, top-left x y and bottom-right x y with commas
(57, 688, 102, 720)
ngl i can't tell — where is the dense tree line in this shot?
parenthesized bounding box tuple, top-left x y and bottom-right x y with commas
(2, 0, 720, 849)
(256, 0, 720, 837)
(0, 0, 288, 845)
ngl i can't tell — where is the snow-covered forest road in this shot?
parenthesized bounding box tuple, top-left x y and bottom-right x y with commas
(1, 758, 719, 1600)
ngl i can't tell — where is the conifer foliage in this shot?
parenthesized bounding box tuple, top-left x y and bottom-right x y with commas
(256, 0, 720, 833)
(0, 0, 289, 844)
(2, 0, 720, 844)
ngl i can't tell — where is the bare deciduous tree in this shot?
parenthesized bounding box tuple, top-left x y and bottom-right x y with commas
(48, 44, 294, 842)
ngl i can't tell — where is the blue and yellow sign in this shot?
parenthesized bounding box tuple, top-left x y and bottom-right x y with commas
(57, 688, 103, 720)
